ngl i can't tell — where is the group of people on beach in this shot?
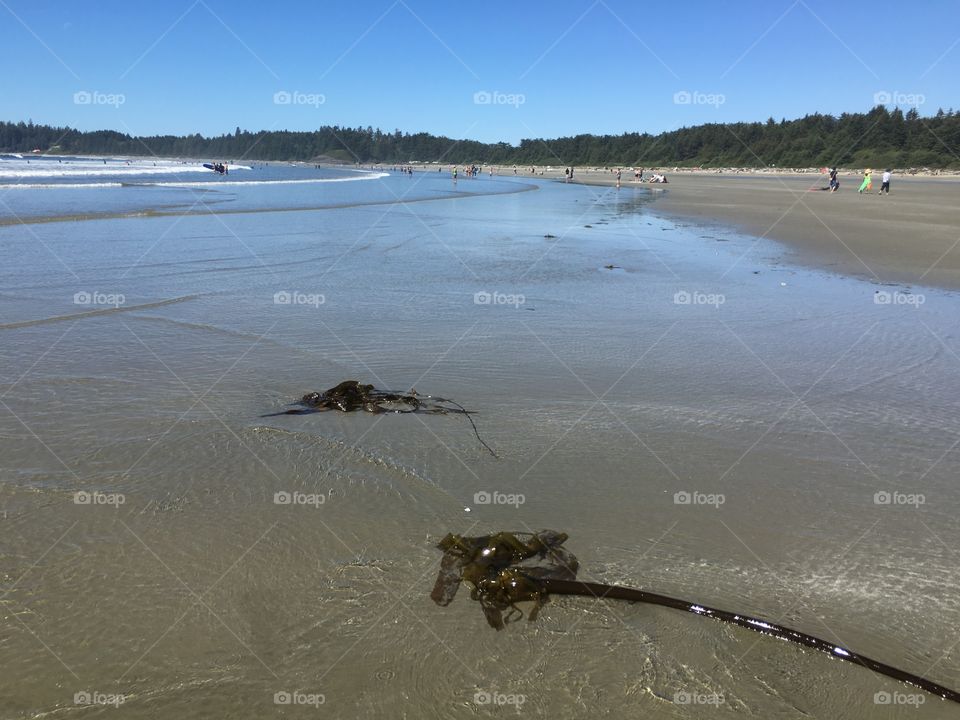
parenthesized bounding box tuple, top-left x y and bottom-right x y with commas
(857, 168, 893, 195)
(612, 167, 667, 186)
(448, 165, 483, 181)
(826, 167, 892, 194)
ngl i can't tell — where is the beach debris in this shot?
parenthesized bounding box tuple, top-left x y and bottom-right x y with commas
(431, 529, 960, 703)
(263, 380, 496, 457)
(431, 530, 577, 629)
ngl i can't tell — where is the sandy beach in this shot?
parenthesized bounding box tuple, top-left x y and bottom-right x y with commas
(4, 161, 960, 718)
(559, 169, 960, 291)
(406, 163, 960, 291)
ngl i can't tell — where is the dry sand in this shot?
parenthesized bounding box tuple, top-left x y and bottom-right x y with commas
(566, 170, 960, 291)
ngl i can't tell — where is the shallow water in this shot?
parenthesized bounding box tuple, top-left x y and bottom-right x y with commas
(1, 163, 959, 718)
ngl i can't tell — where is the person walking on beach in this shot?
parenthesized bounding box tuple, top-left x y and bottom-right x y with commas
(616, 168, 621, 188)
(858, 169, 873, 194)
(829, 167, 839, 192)
(879, 169, 891, 195)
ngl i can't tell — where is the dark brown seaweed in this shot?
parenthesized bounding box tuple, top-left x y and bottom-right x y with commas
(263, 380, 496, 456)
(431, 530, 960, 704)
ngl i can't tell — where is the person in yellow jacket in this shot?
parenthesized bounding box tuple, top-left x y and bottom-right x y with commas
(858, 169, 873, 194)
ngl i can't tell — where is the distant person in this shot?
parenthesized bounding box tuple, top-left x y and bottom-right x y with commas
(858, 169, 873, 194)
(615, 168, 621, 188)
(828, 167, 839, 192)
(879, 169, 891, 195)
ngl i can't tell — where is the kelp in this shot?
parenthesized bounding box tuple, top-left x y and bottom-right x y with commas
(431, 530, 577, 630)
(431, 530, 960, 704)
(263, 380, 496, 456)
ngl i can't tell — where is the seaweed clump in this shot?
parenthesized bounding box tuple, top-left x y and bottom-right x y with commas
(431, 530, 577, 630)
(263, 380, 496, 456)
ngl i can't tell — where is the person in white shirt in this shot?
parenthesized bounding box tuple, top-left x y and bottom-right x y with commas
(879, 169, 892, 195)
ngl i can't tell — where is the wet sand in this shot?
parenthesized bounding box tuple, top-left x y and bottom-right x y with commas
(570, 171, 960, 291)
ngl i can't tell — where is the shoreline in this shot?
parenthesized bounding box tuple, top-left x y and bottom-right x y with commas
(426, 163, 960, 292)
(348, 160, 956, 295)
(564, 169, 960, 292)
(8, 155, 960, 291)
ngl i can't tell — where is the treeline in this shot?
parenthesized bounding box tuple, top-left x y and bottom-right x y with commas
(2, 106, 959, 168)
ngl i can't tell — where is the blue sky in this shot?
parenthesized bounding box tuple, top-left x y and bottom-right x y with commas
(2, 1, 957, 143)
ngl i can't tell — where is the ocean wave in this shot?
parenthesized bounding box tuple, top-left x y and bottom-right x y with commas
(0, 182, 124, 190)
(0, 163, 253, 179)
(147, 173, 389, 188)
(0, 169, 382, 188)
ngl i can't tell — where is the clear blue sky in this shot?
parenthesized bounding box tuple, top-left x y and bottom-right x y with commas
(2, 0, 957, 143)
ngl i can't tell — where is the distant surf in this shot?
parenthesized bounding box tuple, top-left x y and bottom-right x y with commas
(0, 155, 254, 179)
(0, 172, 389, 190)
(145, 173, 390, 188)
